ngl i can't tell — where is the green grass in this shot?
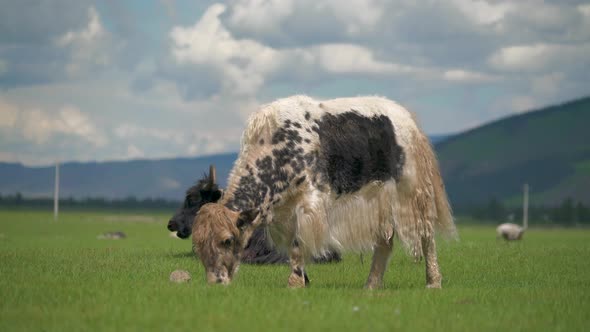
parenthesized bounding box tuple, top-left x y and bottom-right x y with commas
(1, 211, 589, 331)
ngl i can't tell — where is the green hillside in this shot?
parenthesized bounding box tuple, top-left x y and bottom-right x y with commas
(436, 96, 590, 206)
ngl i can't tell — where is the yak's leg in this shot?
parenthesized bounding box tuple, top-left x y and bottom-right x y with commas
(421, 234, 442, 289)
(288, 240, 308, 288)
(365, 236, 393, 289)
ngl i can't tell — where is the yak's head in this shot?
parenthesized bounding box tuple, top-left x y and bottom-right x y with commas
(192, 203, 260, 285)
(167, 165, 223, 239)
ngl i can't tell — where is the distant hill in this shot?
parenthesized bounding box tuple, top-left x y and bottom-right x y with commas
(0, 133, 448, 201)
(429, 134, 453, 145)
(436, 96, 590, 206)
(0, 154, 237, 202)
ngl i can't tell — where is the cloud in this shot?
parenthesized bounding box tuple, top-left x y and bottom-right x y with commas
(580, 4, 590, 17)
(450, 0, 514, 25)
(115, 124, 186, 145)
(2, 1, 590, 166)
(56, 6, 114, 77)
(310, 44, 416, 75)
(0, 98, 18, 127)
(489, 43, 590, 72)
(443, 69, 498, 82)
(0, 98, 106, 146)
(169, 4, 281, 97)
(226, 0, 383, 43)
(57, 7, 104, 46)
(228, 0, 295, 35)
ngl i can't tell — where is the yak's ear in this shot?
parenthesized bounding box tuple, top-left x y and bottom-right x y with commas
(236, 209, 259, 229)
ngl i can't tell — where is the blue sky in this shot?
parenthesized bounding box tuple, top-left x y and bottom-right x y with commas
(1, 0, 589, 165)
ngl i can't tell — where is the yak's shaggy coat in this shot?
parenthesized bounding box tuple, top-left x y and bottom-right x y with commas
(193, 95, 456, 288)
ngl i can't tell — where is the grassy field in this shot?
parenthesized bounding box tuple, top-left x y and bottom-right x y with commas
(1, 210, 589, 331)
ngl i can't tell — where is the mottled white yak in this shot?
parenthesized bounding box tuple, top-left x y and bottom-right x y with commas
(193, 95, 457, 289)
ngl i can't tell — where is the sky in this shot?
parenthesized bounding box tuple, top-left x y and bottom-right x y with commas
(1, 0, 589, 166)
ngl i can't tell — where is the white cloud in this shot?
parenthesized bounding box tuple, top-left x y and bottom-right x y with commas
(227, 0, 383, 37)
(168, 4, 431, 99)
(57, 7, 104, 46)
(443, 69, 497, 82)
(450, 0, 514, 25)
(56, 6, 111, 77)
(0, 98, 18, 127)
(313, 0, 383, 36)
(115, 124, 185, 145)
(228, 0, 295, 34)
(579, 4, 590, 17)
(170, 4, 281, 96)
(311, 44, 415, 75)
(1, 99, 106, 146)
(489, 43, 590, 72)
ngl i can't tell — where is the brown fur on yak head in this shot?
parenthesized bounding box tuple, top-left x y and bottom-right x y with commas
(192, 203, 260, 285)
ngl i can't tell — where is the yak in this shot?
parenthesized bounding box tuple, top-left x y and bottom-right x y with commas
(167, 165, 340, 264)
(192, 95, 456, 288)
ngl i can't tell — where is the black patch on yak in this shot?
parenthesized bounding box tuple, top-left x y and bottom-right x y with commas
(227, 120, 306, 211)
(295, 176, 306, 186)
(226, 109, 403, 208)
(313, 110, 405, 195)
(294, 267, 303, 277)
(305, 112, 311, 120)
(259, 139, 265, 145)
(271, 125, 302, 145)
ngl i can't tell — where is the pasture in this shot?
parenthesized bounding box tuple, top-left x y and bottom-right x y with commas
(1, 210, 589, 331)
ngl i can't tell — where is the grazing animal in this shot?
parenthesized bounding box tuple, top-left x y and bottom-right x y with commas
(496, 223, 525, 240)
(192, 95, 456, 288)
(167, 165, 340, 264)
(168, 165, 223, 239)
(497, 185, 529, 241)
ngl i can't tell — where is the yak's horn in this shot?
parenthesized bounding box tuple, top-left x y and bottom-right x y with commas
(209, 164, 216, 184)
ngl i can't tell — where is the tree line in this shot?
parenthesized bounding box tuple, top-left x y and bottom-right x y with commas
(0, 193, 179, 211)
(455, 197, 590, 226)
(2, 193, 589, 225)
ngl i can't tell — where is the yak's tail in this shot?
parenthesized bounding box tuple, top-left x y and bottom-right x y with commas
(431, 157, 458, 240)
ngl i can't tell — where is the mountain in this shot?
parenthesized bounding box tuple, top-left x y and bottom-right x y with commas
(435, 96, 590, 206)
(0, 154, 237, 202)
(429, 134, 453, 145)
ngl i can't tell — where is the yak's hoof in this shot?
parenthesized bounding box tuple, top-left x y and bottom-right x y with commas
(364, 281, 383, 290)
(426, 282, 442, 289)
(288, 273, 307, 288)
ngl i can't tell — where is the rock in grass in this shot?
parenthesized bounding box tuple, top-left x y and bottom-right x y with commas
(97, 231, 126, 240)
(170, 270, 191, 283)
